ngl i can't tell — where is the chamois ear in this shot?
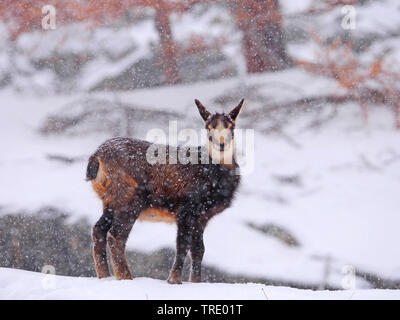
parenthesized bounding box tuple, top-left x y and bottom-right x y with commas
(229, 98, 244, 122)
(195, 99, 211, 121)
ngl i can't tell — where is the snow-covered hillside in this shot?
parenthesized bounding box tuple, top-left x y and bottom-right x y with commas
(1, 69, 400, 289)
(1, 268, 399, 300)
(1, 0, 399, 93)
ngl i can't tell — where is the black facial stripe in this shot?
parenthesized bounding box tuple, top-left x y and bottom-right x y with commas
(205, 113, 235, 129)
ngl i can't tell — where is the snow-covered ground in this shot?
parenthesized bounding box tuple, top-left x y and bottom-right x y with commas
(1, 69, 400, 289)
(1, 268, 399, 300)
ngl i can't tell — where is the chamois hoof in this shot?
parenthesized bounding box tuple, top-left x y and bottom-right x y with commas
(94, 266, 112, 279)
(115, 273, 133, 280)
(167, 278, 182, 285)
(189, 276, 202, 283)
(167, 273, 182, 285)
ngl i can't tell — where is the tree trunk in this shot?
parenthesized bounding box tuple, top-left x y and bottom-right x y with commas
(393, 92, 400, 129)
(234, 0, 291, 73)
(154, 2, 180, 84)
(395, 102, 400, 129)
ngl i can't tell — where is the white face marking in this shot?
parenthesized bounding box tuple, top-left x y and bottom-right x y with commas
(208, 141, 234, 165)
(207, 119, 234, 166)
(209, 120, 232, 146)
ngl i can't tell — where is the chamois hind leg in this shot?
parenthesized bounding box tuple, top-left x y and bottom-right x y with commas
(107, 204, 143, 280)
(168, 213, 197, 284)
(189, 219, 206, 283)
(92, 207, 113, 278)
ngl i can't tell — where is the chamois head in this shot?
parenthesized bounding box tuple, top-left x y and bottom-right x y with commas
(195, 98, 244, 165)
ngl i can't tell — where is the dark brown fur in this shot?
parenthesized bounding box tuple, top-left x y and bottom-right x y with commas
(87, 99, 244, 283)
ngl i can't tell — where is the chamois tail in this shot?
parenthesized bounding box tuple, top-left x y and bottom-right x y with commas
(86, 156, 99, 181)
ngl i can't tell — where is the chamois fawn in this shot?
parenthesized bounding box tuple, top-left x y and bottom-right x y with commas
(86, 98, 244, 284)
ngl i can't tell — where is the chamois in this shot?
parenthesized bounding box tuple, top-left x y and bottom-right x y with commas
(86, 98, 244, 284)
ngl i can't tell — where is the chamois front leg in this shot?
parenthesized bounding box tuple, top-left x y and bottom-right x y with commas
(168, 213, 196, 284)
(92, 207, 113, 278)
(190, 220, 206, 283)
(107, 207, 140, 280)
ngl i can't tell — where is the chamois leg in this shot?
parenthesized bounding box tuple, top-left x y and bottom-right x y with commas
(92, 207, 113, 278)
(107, 207, 141, 280)
(190, 220, 206, 283)
(168, 213, 196, 284)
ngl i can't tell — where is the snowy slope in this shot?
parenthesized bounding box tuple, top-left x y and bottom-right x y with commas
(0, 268, 399, 300)
(2, 0, 398, 93)
(1, 70, 400, 288)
